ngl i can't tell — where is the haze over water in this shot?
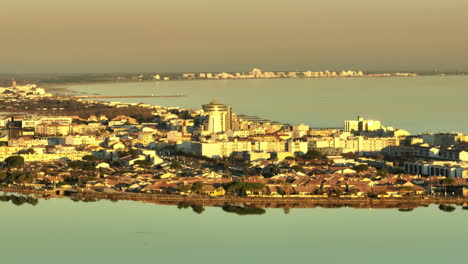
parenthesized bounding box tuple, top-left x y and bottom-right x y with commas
(67, 76, 468, 134)
(2, 1, 468, 73)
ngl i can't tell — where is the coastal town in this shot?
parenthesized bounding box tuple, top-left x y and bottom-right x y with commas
(177, 68, 417, 80)
(116, 67, 418, 82)
(1, 79, 468, 204)
(0, 67, 420, 87)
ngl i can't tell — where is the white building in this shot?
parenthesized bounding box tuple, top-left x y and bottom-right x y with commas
(22, 116, 72, 128)
(292, 124, 309, 138)
(287, 140, 308, 155)
(308, 135, 399, 154)
(404, 161, 468, 178)
(420, 132, 463, 147)
(65, 135, 97, 145)
(191, 140, 252, 158)
(202, 99, 232, 134)
(345, 116, 382, 132)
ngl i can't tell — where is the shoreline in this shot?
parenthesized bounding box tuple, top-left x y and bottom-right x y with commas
(42, 75, 462, 107)
(2, 188, 467, 209)
(42, 74, 458, 95)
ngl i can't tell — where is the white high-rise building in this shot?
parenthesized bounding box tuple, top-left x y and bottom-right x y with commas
(345, 116, 382, 132)
(202, 99, 232, 134)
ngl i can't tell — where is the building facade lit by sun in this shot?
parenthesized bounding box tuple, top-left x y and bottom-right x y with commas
(202, 99, 233, 134)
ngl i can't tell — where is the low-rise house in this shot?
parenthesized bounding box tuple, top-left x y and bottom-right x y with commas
(267, 185, 281, 196)
(96, 162, 110, 169)
(372, 186, 401, 198)
(201, 185, 226, 197)
(293, 186, 317, 196)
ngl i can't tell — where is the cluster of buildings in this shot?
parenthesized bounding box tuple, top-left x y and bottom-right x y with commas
(0, 80, 52, 99)
(180, 68, 417, 80)
(11, 153, 468, 198)
(118, 68, 417, 82)
(0, 83, 467, 198)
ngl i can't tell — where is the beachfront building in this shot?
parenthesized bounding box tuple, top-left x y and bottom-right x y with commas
(345, 116, 382, 132)
(21, 116, 73, 129)
(202, 99, 233, 134)
(404, 161, 468, 178)
(420, 132, 468, 147)
(308, 133, 399, 154)
(383, 145, 468, 162)
(190, 140, 252, 158)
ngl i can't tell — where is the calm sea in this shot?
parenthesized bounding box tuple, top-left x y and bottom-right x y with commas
(1, 196, 467, 264)
(65, 76, 468, 134)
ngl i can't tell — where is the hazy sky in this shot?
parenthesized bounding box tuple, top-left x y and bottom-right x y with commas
(2, 0, 468, 73)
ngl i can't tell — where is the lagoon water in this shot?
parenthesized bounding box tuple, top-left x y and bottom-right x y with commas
(66, 76, 468, 134)
(1, 197, 467, 264)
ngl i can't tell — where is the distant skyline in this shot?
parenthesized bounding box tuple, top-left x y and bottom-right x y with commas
(2, 0, 468, 73)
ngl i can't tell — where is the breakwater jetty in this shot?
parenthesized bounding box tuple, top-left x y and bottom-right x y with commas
(73, 94, 184, 99)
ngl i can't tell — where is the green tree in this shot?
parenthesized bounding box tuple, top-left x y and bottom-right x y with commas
(68, 160, 85, 170)
(5, 156, 25, 168)
(191, 181, 205, 192)
(354, 164, 369, 172)
(303, 150, 323, 160)
(0, 172, 7, 182)
(134, 160, 151, 167)
(178, 185, 191, 193)
(291, 165, 305, 173)
(223, 181, 265, 195)
(82, 155, 100, 162)
(240, 162, 252, 168)
(169, 161, 182, 170)
(82, 163, 96, 171)
(343, 152, 359, 159)
(377, 168, 389, 176)
(18, 148, 35, 154)
(4, 171, 34, 184)
(17, 172, 34, 183)
(440, 177, 455, 185)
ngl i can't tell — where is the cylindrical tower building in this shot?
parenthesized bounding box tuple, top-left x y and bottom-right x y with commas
(202, 99, 231, 134)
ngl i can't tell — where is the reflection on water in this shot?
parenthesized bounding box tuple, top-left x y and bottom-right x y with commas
(66, 196, 468, 215)
(176, 202, 463, 215)
(0, 194, 38, 206)
(176, 202, 206, 214)
(1, 196, 468, 264)
(439, 204, 456, 212)
(3, 190, 468, 215)
(398, 208, 414, 212)
(5, 189, 468, 215)
(177, 202, 268, 215)
(71, 197, 99, 203)
(222, 205, 266, 215)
